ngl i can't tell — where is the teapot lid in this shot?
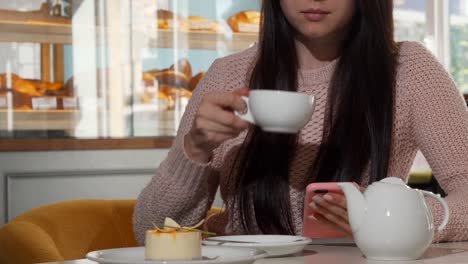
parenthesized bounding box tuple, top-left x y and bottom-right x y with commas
(379, 177, 406, 186)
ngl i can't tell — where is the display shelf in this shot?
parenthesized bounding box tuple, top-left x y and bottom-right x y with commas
(150, 29, 258, 51)
(0, 110, 80, 131)
(0, 3, 72, 44)
(0, 20, 72, 44)
(0, 2, 260, 150)
(0, 20, 258, 50)
(0, 138, 174, 151)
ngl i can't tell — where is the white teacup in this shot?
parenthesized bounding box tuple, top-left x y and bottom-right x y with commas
(236, 90, 315, 134)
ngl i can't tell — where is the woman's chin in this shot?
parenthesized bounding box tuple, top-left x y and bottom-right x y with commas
(298, 29, 334, 42)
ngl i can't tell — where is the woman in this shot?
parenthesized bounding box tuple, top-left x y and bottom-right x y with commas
(134, 0, 468, 244)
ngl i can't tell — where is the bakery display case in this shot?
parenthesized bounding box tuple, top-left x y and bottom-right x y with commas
(0, 0, 261, 150)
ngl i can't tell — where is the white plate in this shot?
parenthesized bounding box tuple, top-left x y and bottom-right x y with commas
(202, 235, 312, 257)
(86, 246, 266, 264)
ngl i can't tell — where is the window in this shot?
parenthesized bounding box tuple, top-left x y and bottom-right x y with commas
(394, 0, 468, 95)
(450, 0, 468, 94)
(394, 0, 427, 43)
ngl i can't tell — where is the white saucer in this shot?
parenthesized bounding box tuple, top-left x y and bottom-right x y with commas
(86, 246, 266, 264)
(202, 235, 312, 257)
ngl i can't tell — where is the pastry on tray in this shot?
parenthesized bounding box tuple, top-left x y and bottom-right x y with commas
(141, 76, 192, 110)
(228, 10, 261, 33)
(0, 73, 77, 110)
(157, 10, 223, 32)
(53, 77, 75, 97)
(141, 58, 197, 109)
(148, 70, 190, 88)
(145, 58, 192, 88)
(187, 16, 220, 32)
(145, 217, 204, 261)
(169, 58, 193, 80)
(157, 9, 188, 30)
(0, 73, 44, 97)
(189, 72, 205, 92)
(26, 79, 63, 95)
(159, 85, 192, 110)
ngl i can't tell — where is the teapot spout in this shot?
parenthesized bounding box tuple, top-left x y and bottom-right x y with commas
(337, 183, 366, 233)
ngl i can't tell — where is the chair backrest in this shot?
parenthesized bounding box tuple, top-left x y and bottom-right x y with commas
(0, 199, 138, 264)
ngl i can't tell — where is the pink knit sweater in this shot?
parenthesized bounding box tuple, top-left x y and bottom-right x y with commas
(133, 41, 468, 244)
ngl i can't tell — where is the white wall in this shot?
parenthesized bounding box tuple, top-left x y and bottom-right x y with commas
(0, 148, 223, 226)
(0, 149, 165, 225)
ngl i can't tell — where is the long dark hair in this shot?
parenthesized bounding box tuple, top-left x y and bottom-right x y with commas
(230, 0, 398, 234)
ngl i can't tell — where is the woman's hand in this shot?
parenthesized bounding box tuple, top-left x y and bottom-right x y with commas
(309, 185, 365, 237)
(309, 192, 353, 236)
(185, 88, 250, 163)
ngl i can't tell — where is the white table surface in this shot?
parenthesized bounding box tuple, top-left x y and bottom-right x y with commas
(39, 241, 468, 264)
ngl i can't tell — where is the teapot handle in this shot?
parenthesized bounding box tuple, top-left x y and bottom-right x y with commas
(421, 190, 449, 233)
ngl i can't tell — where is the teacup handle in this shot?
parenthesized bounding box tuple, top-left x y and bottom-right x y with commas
(421, 190, 449, 233)
(235, 96, 255, 124)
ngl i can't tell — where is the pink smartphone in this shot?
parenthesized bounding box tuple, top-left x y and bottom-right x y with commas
(302, 182, 348, 238)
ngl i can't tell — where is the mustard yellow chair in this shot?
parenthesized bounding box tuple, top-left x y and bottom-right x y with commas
(0, 200, 222, 264)
(0, 200, 137, 264)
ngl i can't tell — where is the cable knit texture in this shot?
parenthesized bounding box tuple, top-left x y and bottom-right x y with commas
(133, 41, 468, 244)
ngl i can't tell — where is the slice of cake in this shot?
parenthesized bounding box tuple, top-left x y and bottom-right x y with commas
(145, 217, 204, 261)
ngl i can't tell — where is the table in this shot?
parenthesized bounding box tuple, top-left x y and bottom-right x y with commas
(40, 241, 468, 264)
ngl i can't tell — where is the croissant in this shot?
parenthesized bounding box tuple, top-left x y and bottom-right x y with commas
(144, 69, 190, 88)
(228, 10, 261, 33)
(169, 58, 192, 80)
(157, 9, 188, 30)
(25, 79, 63, 95)
(0, 73, 44, 97)
(45, 77, 75, 97)
(158, 85, 192, 109)
(189, 72, 205, 92)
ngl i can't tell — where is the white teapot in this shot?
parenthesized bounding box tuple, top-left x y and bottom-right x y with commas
(338, 177, 449, 261)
